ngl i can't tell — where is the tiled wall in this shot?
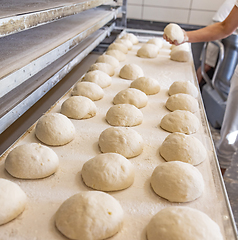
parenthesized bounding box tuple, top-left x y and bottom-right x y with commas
(120, 0, 225, 26)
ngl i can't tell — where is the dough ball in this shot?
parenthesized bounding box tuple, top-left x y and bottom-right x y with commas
(115, 38, 133, 50)
(146, 38, 163, 48)
(96, 55, 119, 68)
(121, 33, 139, 45)
(165, 93, 199, 113)
(106, 104, 143, 127)
(55, 191, 123, 240)
(151, 161, 204, 202)
(164, 23, 184, 44)
(81, 153, 135, 191)
(159, 132, 207, 165)
(99, 127, 144, 158)
(5, 143, 59, 179)
(105, 50, 126, 62)
(88, 63, 114, 76)
(119, 64, 144, 80)
(35, 113, 75, 146)
(160, 110, 200, 134)
(0, 178, 27, 225)
(137, 44, 159, 58)
(61, 96, 97, 120)
(108, 42, 128, 54)
(72, 82, 104, 101)
(170, 48, 191, 62)
(171, 42, 190, 51)
(130, 77, 160, 95)
(81, 70, 112, 88)
(113, 88, 148, 109)
(168, 81, 198, 98)
(147, 206, 223, 240)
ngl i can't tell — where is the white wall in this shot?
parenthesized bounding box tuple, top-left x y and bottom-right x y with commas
(120, 0, 225, 26)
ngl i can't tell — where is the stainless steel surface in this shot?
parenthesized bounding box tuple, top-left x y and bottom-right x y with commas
(0, 0, 111, 37)
(0, 24, 115, 134)
(0, 8, 118, 98)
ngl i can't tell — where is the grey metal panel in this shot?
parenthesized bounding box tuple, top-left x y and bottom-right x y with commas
(0, 24, 115, 134)
(0, 8, 118, 98)
(0, 0, 112, 37)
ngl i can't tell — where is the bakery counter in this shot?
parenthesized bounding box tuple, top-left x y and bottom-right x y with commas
(0, 33, 237, 239)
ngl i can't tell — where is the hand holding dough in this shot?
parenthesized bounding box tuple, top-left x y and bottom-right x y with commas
(163, 23, 187, 45)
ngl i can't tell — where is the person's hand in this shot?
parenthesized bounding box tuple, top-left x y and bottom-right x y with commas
(163, 29, 189, 46)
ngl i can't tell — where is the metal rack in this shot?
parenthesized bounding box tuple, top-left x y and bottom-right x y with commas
(0, 0, 124, 134)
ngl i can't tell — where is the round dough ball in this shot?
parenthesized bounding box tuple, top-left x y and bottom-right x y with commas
(146, 38, 163, 48)
(168, 81, 198, 98)
(107, 43, 128, 54)
(137, 44, 159, 58)
(96, 55, 119, 68)
(130, 77, 160, 95)
(88, 63, 114, 76)
(61, 96, 97, 120)
(170, 48, 191, 62)
(160, 110, 200, 134)
(121, 33, 139, 45)
(35, 113, 75, 146)
(151, 161, 204, 202)
(159, 132, 207, 165)
(165, 93, 199, 113)
(147, 206, 223, 240)
(115, 38, 133, 50)
(170, 43, 190, 51)
(105, 50, 126, 62)
(164, 23, 184, 44)
(106, 104, 143, 127)
(81, 153, 135, 191)
(55, 191, 123, 240)
(99, 127, 144, 158)
(81, 70, 112, 88)
(113, 88, 148, 109)
(72, 82, 104, 101)
(119, 64, 144, 80)
(5, 143, 59, 179)
(0, 178, 27, 225)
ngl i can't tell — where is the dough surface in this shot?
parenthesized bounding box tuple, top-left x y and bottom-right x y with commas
(168, 81, 198, 98)
(105, 50, 126, 62)
(170, 48, 191, 62)
(147, 206, 223, 240)
(61, 96, 97, 120)
(81, 153, 135, 191)
(165, 93, 199, 113)
(119, 64, 144, 80)
(96, 55, 119, 68)
(115, 38, 133, 50)
(159, 132, 207, 165)
(0, 178, 27, 225)
(121, 33, 139, 45)
(137, 44, 159, 58)
(55, 191, 124, 240)
(113, 88, 148, 109)
(146, 38, 163, 48)
(99, 127, 144, 158)
(150, 161, 204, 202)
(106, 104, 143, 127)
(108, 42, 128, 54)
(81, 70, 112, 88)
(164, 23, 184, 44)
(130, 77, 160, 95)
(5, 143, 59, 179)
(72, 82, 104, 101)
(88, 63, 114, 76)
(35, 113, 75, 146)
(160, 110, 200, 134)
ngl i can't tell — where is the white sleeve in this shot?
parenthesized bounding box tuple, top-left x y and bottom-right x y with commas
(236, 0, 238, 7)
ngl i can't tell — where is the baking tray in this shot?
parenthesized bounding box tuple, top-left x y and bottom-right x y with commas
(0, 34, 237, 240)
